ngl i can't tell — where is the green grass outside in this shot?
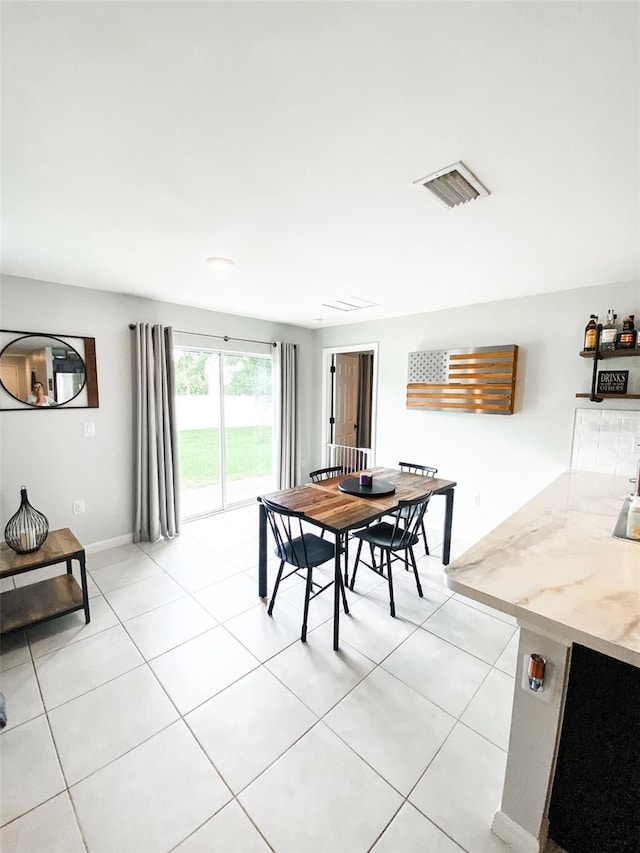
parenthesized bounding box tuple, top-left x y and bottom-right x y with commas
(178, 426, 273, 489)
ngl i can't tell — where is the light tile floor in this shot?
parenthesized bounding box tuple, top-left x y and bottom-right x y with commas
(0, 505, 518, 852)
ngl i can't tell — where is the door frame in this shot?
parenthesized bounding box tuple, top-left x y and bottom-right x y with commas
(321, 343, 379, 466)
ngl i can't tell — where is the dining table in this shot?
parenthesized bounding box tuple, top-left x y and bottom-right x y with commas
(257, 466, 457, 650)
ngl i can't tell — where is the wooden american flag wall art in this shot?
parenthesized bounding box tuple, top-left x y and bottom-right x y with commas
(406, 345, 518, 415)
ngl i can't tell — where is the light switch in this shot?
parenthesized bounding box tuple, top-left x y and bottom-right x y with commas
(84, 422, 96, 438)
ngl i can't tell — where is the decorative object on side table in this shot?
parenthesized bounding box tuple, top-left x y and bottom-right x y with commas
(4, 486, 49, 554)
(338, 477, 396, 497)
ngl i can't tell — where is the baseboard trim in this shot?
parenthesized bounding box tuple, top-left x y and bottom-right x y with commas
(85, 533, 134, 554)
(492, 810, 541, 853)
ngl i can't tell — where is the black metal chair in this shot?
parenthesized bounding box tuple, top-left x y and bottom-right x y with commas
(309, 467, 345, 540)
(309, 466, 350, 575)
(391, 462, 437, 555)
(262, 497, 349, 643)
(349, 494, 430, 617)
(309, 465, 365, 585)
(309, 466, 345, 483)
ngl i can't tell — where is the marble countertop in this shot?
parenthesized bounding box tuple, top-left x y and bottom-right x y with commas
(445, 471, 640, 667)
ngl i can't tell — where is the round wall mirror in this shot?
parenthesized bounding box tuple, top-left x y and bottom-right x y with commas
(0, 334, 87, 407)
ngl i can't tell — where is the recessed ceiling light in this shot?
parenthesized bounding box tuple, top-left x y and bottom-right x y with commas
(205, 257, 235, 269)
(312, 318, 323, 324)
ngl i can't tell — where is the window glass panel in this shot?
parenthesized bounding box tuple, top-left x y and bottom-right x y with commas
(175, 349, 222, 517)
(223, 354, 275, 505)
(174, 346, 275, 518)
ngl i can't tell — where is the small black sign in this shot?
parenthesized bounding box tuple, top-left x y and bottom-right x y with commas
(597, 370, 629, 395)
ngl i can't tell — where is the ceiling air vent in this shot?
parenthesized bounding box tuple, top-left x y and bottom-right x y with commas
(413, 161, 490, 208)
(321, 296, 378, 312)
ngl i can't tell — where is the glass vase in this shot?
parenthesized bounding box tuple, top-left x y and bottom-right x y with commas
(4, 486, 49, 554)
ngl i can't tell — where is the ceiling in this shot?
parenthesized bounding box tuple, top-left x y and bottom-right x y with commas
(2, 2, 638, 329)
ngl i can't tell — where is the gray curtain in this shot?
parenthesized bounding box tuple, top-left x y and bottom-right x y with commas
(132, 324, 180, 541)
(275, 341, 298, 489)
(357, 352, 374, 448)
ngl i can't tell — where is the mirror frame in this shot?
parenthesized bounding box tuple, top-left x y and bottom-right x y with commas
(0, 329, 99, 410)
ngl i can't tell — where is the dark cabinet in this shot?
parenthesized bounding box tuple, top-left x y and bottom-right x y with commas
(548, 644, 640, 853)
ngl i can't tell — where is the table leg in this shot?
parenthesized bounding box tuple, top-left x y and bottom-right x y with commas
(258, 502, 267, 599)
(66, 558, 73, 575)
(78, 551, 91, 624)
(442, 488, 454, 565)
(333, 537, 341, 651)
(343, 533, 349, 587)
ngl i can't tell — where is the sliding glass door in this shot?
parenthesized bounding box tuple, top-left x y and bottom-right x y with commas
(222, 354, 275, 505)
(175, 348, 275, 519)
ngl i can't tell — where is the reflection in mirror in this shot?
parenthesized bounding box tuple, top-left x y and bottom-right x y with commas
(0, 335, 86, 407)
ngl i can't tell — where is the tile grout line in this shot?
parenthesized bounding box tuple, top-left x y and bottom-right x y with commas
(1, 518, 514, 852)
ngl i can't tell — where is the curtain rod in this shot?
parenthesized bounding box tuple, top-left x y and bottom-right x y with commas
(128, 324, 278, 348)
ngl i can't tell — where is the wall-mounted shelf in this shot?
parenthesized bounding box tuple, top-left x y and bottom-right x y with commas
(579, 348, 640, 359)
(575, 393, 640, 399)
(577, 331, 639, 402)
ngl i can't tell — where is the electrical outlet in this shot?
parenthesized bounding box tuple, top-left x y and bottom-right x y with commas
(72, 500, 85, 514)
(473, 493, 481, 506)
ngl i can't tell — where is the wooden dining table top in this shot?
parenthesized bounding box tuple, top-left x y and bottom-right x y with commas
(259, 467, 457, 536)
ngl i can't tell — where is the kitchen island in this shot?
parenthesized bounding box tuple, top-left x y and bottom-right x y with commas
(445, 470, 639, 853)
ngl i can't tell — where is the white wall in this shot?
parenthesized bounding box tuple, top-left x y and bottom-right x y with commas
(2, 274, 638, 553)
(0, 275, 315, 548)
(571, 407, 640, 476)
(496, 627, 571, 846)
(314, 279, 640, 552)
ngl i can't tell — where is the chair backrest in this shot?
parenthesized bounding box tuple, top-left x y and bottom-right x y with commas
(309, 466, 345, 483)
(399, 462, 437, 477)
(390, 494, 431, 549)
(261, 497, 309, 568)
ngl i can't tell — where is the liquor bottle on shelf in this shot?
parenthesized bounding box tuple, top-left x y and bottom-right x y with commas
(617, 315, 637, 350)
(600, 309, 617, 351)
(583, 314, 598, 351)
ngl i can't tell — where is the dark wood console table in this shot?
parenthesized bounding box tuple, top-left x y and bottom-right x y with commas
(0, 528, 90, 634)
